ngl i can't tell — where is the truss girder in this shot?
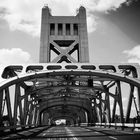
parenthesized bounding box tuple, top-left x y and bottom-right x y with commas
(0, 63, 140, 130)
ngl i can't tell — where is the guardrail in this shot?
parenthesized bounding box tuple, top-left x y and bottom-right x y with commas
(0, 124, 36, 132)
(95, 123, 140, 131)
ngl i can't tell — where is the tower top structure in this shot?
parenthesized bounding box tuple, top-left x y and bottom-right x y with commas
(40, 6, 89, 63)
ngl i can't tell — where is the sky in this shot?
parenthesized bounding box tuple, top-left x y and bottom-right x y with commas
(0, 0, 140, 117)
(0, 0, 140, 64)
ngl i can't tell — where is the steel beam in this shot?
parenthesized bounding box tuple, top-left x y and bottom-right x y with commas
(0, 90, 3, 126)
(104, 87, 111, 123)
(98, 94, 103, 123)
(111, 86, 118, 123)
(13, 85, 18, 126)
(5, 88, 13, 126)
(23, 89, 28, 125)
(28, 103, 34, 125)
(126, 85, 134, 123)
(117, 81, 124, 125)
(13, 84, 24, 126)
(137, 87, 140, 115)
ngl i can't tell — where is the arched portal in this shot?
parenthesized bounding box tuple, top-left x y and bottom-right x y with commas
(0, 64, 140, 130)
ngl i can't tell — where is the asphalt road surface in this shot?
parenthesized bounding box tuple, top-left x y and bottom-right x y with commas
(1, 126, 140, 139)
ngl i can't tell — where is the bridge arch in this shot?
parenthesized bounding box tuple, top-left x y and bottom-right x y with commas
(0, 69, 140, 130)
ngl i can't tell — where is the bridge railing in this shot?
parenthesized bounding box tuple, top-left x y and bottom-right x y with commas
(0, 124, 36, 133)
(95, 123, 140, 131)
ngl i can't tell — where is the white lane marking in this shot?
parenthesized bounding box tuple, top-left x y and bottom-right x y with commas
(65, 127, 79, 140)
(94, 132, 100, 134)
(109, 136, 118, 140)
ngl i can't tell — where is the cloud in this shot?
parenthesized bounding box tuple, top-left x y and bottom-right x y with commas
(123, 45, 140, 64)
(87, 15, 98, 33)
(0, 48, 32, 64)
(0, 0, 131, 36)
(94, 0, 128, 12)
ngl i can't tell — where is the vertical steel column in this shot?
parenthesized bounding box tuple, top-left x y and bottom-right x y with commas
(85, 111, 88, 124)
(35, 109, 39, 126)
(13, 85, 18, 126)
(137, 87, 140, 115)
(98, 94, 103, 123)
(14, 84, 24, 126)
(126, 85, 134, 123)
(28, 103, 31, 125)
(96, 107, 101, 123)
(5, 88, 13, 126)
(28, 103, 34, 126)
(38, 111, 41, 126)
(92, 99, 97, 122)
(88, 105, 94, 124)
(79, 110, 87, 123)
(33, 107, 38, 126)
(18, 95, 23, 125)
(117, 81, 124, 124)
(112, 85, 118, 123)
(104, 87, 111, 123)
(105, 93, 111, 123)
(23, 89, 28, 125)
(0, 90, 3, 126)
(32, 105, 37, 126)
(94, 95, 101, 123)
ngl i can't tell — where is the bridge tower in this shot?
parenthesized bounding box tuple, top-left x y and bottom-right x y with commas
(39, 5, 89, 63)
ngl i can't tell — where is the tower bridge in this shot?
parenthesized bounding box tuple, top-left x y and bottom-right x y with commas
(0, 5, 140, 139)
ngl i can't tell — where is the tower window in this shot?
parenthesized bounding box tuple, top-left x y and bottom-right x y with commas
(58, 23, 63, 35)
(74, 24, 78, 35)
(50, 23, 55, 35)
(66, 24, 70, 35)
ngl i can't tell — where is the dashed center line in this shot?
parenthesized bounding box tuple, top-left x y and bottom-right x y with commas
(109, 136, 118, 140)
(65, 127, 79, 140)
(94, 131, 100, 134)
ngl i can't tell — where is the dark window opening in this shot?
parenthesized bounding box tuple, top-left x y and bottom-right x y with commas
(50, 23, 55, 35)
(74, 24, 78, 35)
(66, 24, 70, 35)
(58, 23, 63, 35)
(54, 40, 74, 47)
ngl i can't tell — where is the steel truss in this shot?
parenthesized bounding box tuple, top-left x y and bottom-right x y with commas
(0, 63, 140, 131)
